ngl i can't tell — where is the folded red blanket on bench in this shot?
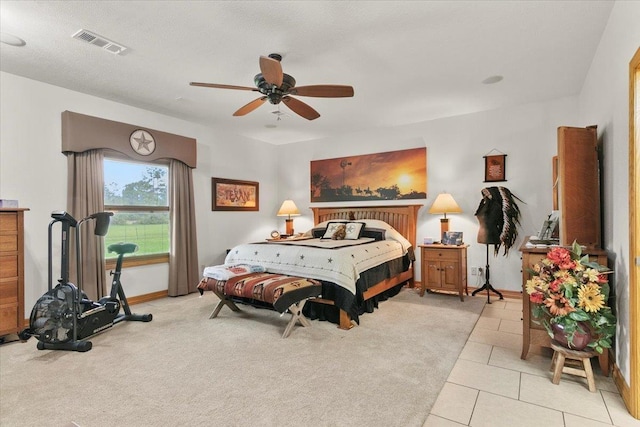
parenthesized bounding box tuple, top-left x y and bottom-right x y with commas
(199, 272, 322, 314)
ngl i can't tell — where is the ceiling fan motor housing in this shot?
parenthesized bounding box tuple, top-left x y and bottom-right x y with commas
(254, 73, 296, 104)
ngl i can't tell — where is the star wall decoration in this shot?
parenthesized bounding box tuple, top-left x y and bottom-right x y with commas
(129, 129, 156, 155)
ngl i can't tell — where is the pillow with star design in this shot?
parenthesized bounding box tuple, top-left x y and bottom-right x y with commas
(321, 221, 365, 240)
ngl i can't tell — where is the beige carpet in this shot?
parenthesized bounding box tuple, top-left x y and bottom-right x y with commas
(0, 287, 484, 427)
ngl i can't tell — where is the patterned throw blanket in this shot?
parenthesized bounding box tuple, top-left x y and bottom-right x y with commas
(202, 264, 266, 280)
(198, 272, 322, 313)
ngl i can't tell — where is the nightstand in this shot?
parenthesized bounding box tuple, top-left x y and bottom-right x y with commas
(419, 244, 468, 301)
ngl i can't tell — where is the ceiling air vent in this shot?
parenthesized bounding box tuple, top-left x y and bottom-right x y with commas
(71, 29, 127, 55)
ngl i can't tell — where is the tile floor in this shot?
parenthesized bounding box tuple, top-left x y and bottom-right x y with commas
(423, 296, 640, 427)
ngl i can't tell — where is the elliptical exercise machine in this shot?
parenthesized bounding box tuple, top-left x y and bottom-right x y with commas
(20, 211, 152, 352)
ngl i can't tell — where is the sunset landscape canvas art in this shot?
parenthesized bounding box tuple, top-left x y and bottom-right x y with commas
(310, 147, 427, 202)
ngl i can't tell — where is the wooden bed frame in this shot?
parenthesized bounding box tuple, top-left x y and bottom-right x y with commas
(310, 204, 422, 329)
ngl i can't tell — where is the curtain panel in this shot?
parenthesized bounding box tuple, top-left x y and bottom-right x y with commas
(66, 149, 107, 300)
(169, 159, 199, 296)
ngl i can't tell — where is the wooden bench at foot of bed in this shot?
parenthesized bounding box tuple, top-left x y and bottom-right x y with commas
(198, 272, 322, 338)
(312, 268, 414, 330)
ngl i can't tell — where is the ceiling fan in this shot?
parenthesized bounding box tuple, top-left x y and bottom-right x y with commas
(190, 53, 354, 121)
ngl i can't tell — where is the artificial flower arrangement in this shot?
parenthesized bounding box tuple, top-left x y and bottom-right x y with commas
(525, 241, 616, 354)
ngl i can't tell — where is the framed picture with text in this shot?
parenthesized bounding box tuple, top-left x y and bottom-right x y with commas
(212, 177, 259, 211)
(484, 154, 507, 182)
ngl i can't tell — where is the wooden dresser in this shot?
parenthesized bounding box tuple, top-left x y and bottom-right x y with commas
(419, 244, 468, 301)
(0, 208, 28, 337)
(519, 238, 609, 375)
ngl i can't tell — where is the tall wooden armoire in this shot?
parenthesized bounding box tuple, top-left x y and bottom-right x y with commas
(557, 126, 601, 248)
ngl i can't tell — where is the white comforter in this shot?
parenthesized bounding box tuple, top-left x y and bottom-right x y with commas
(224, 238, 404, 294)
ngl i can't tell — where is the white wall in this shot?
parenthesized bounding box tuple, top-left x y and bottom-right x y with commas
(577, 0, 640, 385)
(0, 72, 279, 311)
(277, 96, 581, 291)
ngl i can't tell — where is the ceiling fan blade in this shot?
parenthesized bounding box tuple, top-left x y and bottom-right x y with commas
(289, 85, 354, 98)
(233, 97, 268, 116)
(190, 82, 258, 92)
(282, 96, 320, 120)
(259, 56, 284, 87)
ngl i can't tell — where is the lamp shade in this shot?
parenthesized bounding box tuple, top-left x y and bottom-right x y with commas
(429, 193, 462, 216)
(277, 200, 300, 217)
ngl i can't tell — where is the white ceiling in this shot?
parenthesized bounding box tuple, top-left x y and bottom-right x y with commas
(0, 1, 614, 145)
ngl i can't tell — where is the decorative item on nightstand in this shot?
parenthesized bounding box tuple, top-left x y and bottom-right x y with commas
(428, 193, 462, 240)
(442, 231, 463, 245)
(277, 199, 300, 236)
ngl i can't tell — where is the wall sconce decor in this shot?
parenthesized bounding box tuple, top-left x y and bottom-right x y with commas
(277, 199, 300, 235)
(429, 193, 462, 240)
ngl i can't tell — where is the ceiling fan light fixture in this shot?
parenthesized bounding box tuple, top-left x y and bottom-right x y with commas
(272, 109, 289, 121)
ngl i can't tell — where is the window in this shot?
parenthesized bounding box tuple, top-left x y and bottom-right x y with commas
(104, 158, 169, 267)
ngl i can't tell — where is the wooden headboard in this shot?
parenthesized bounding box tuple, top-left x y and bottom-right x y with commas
(310, 205, 422, 248)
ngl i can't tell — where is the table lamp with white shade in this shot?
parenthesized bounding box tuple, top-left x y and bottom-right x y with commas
(277, 199, 300, 235)
(428, 193, 462, 240)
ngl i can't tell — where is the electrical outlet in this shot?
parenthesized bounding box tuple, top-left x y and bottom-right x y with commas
(470, 266, 484, 276)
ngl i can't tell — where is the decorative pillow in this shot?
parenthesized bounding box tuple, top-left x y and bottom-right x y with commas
(361, 227, 386, 241)
(310, 227, 326, 238)
(354, 219, 413, 252)
(343, 222, 365, 239)
(321, 221, 365, 240)
(321, 222, 347, 239)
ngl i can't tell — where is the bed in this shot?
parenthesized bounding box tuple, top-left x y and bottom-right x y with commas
(217, 205, 421, 330)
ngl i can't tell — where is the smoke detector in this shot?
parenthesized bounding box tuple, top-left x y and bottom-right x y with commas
(71, 29, 127, 55)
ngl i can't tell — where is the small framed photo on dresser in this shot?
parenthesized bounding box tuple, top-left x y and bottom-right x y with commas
(442, 231, 463, 245)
